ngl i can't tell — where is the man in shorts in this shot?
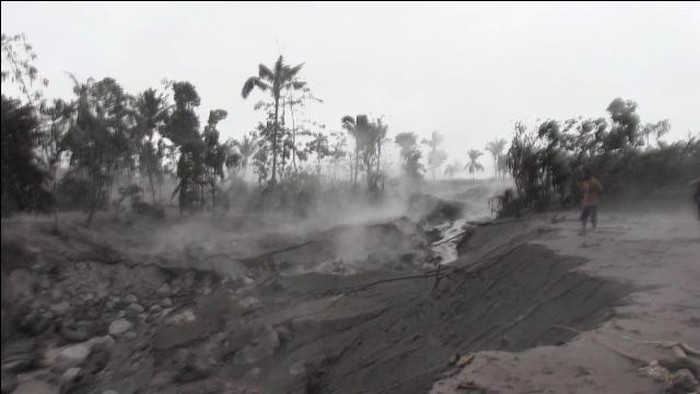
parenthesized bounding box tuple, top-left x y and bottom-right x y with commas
(578, 169, 603, 234)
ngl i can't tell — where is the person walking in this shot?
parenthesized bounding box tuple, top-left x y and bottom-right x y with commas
(578, 169, 603, 234)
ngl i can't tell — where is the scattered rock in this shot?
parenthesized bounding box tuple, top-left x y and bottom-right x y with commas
(289, 360, 306, 376)
(276, 325, 292, 344)
(60, 323, 91, 343)
(233, 326, 280, 365)
(60, 367, 82, 385)
(160, 298, 173, 307)
(665, 369, 698, 394)
(165, 309, 196, 326)
(127, 303, 145, 314)
(105, 301, 116, 310)
(108, 319, 133, 337)
(39, 277, 51, 290)
(50, 343, 91, 372)
(157, 284, 171, 296)
(10, 379, 59, 394)
(102, 390, 119, 394)
(173, 356, 211, 384)
(49, 301, 70, 316)
(124, 294, 138, 304)
(150, 305, 162, 314)
(238, 296, 262, 312)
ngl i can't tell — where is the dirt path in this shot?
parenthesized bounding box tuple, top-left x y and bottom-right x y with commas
(432, 210, 700, 394)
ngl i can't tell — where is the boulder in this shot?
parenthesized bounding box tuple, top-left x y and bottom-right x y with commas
(108, 319, 133, 337)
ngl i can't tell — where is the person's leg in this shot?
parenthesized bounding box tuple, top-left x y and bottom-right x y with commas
(591, 205, 598, 230)
(580, 206, 590, 234)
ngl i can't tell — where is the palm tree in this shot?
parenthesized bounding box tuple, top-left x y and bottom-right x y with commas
(241, 56, 305, 185)
(133, 88, 171, 203)
(465, 149, 484, 182)
(234, 132, 257, 181)
(485, 138, 507, 180)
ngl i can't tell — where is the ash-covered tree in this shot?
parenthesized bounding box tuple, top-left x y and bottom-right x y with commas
(62, 76, 134, 227)
(41, 98, 73, 226)
(241, 56, 306, 185)
(305, 131, 331, 176)
(485, 138, 508, 179)
(394, 132, 424, 181)
(422, 130, 448, 181)
(133, 88, 171, 204)
(163, 81, 205, 213)
(202, 109, 229, 215)
(1, 95, 52, 215)
(465, 149, 484, 182)
(341, 115, 387, 191)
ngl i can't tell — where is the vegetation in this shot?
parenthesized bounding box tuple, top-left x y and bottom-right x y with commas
(2, 33, 697, 223)
(494, 98, 700, 217)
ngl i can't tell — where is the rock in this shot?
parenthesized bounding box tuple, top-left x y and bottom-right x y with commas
(127, 303, 145, 314)
(665, 369, 698, 394)
(150, 305, 162, 314)
(102, 391, 119, 394)
(51, 343, 91, 372)
(105, 301, 116, 310)
(165, 309, 195, 326)
(124, 294, 138, 304)
(49, 301, 70, 316)
(238, 296, 262, 312)
(276, 325, 292, 344)
(60, 324, 91, 343)
(233, 326, 280, 365)
(289, 360, 306, 376)
(60, 367, 82, 385)
(157, 284, 171, 296)
(39, 277, 51, 290)
(10, 379, 59, 394)
(173, 356, 211, 384)
(108, 319, 133, 336)
(243, 277, 255, 287)
(8, 269, 34, 299)
(117, 310, 126, 318)
(19, 310, 52, 335)
(159, 308, 173, 318)
(160, 298, 173, 307)
(1, 369, 17, 394)
(86, 335, 115, 351)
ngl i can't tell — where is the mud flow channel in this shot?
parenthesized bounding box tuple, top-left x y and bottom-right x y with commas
(252, 242, 630, 394)
(0, 211, 630, 394)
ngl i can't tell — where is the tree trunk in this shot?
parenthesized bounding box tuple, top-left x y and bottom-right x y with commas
(211, 184, 215, 219)
(85, 174, 99, 228)
(271, 95, 280, 185)
(53, 165, 59, 231)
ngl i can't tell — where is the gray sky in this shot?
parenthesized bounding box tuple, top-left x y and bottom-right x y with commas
(2, 1, 700, 175)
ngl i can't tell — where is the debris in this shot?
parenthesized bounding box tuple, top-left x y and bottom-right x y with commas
(108, 319, 133, 336)
(638, 360, 671, 383)
(665, 369, 699, 394)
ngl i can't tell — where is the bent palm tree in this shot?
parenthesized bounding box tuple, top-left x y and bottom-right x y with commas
(241, 56, 305, 185)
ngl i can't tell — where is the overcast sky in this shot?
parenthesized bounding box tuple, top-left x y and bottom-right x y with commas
(2, 1, 699, 174)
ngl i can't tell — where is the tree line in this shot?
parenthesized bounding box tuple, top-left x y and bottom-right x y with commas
(3, 33, 507, 225)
